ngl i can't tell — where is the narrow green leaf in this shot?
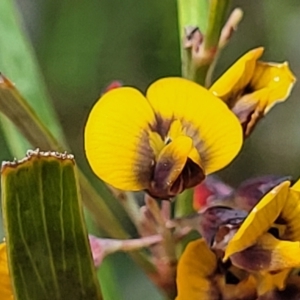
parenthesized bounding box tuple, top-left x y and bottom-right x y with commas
(1, 150, 102, 300)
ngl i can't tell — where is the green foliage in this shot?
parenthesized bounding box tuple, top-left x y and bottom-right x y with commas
(1, 152, 102, 300)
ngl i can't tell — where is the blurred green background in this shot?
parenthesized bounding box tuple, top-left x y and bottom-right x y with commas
(0, 0, 300, 299)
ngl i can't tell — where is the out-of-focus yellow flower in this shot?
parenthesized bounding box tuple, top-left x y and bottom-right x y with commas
(177, 178, 300, 299)
(210, 48, 296, 136)
(222, 179, 300, 296)
(0, 243, 13, 299)
(85, 77, 242, 199)
(224, 179, 300, 260)
(176, 239, 257, 300)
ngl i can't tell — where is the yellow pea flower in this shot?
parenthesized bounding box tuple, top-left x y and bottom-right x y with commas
(85, 77, 242, 199)
(0, 243, 13, 299)
(210, 48, 296, 137)
(176, 239, 257, 300)
(221, 179, 300, 296)
(224, 179, 300, 260)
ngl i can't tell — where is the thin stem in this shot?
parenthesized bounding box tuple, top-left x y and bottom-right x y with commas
(143, 195, 177, 298)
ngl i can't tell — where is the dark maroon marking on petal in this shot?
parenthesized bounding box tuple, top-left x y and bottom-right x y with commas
(260, 278, 300, 300)
(149, 114, 174, 140)
(235, 175, 292, 211)
(134, 130, 156, 188)
(146, 158, 205, 199)
(230, 245, 271, 272)
(200, 206, 247, 246)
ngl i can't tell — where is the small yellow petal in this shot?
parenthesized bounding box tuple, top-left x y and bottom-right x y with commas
(254, 269, 290, 296)
(224, 181, 290, 261)
(250, 61, 296, 114)
(85, 87, 156, 191)
(149, 135, 203, 198)
(167, 119, 183, 141)
(155, 135, 193, 184)
(291, 178, 300, 192)
(148, 131, 165, 158)
(176, 239, 218, 300)
(210, 47, 264, 103)
(216, 274, 257, 300)
(0, 243, 14, 299)
(147, 77, 243, 174)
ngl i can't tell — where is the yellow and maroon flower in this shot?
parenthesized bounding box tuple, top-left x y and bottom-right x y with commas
(223, 179, 300, 296)
(176, 178, 300, 299)
(85, 77, 242, 199)
(210, 48, 296, 137)
(176, 238, 257, 300)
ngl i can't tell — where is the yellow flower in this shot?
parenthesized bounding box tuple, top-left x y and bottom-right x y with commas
(176, 239, 257, 300)
(85, 77, 242, 199)
(223, 179, 300, 296)
(210, 48, 296, 137)
(0, 243, 13, 299)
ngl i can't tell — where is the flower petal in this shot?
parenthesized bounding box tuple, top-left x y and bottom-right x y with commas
(209, 48, 264, 104)
(250, 61, 296, 114)
(0, 243, 14, 299)
(176, 239, 218, 300)
(280, 186, 300, 241)
(216, 273, 257, 300)
(235, 175, 292, 211)
(147, 77, 243, 174)
(224, 181, 290, 261)
(231, 233, 300, 272)
(85, 87, 156, 191)
(148, 135, 203, 198)
(254, 269, 290, 296)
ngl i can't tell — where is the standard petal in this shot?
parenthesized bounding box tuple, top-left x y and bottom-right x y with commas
(176, 239, 218, 300)
(0, 243, 14, 299)
(85, 87, 156, 191)
(209, 48, 264, 104)
(224, 181, 290, 261)
(146, 77, 243, 174)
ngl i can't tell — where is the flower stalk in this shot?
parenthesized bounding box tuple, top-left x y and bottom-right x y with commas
(178, 0, 242, 86)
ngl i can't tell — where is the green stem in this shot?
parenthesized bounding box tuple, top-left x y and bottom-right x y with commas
(178, 0, 231, 86)
(174, 188, 195, 218)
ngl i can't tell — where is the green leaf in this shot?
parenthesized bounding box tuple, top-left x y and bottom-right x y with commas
(1, 150, 102, 300)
